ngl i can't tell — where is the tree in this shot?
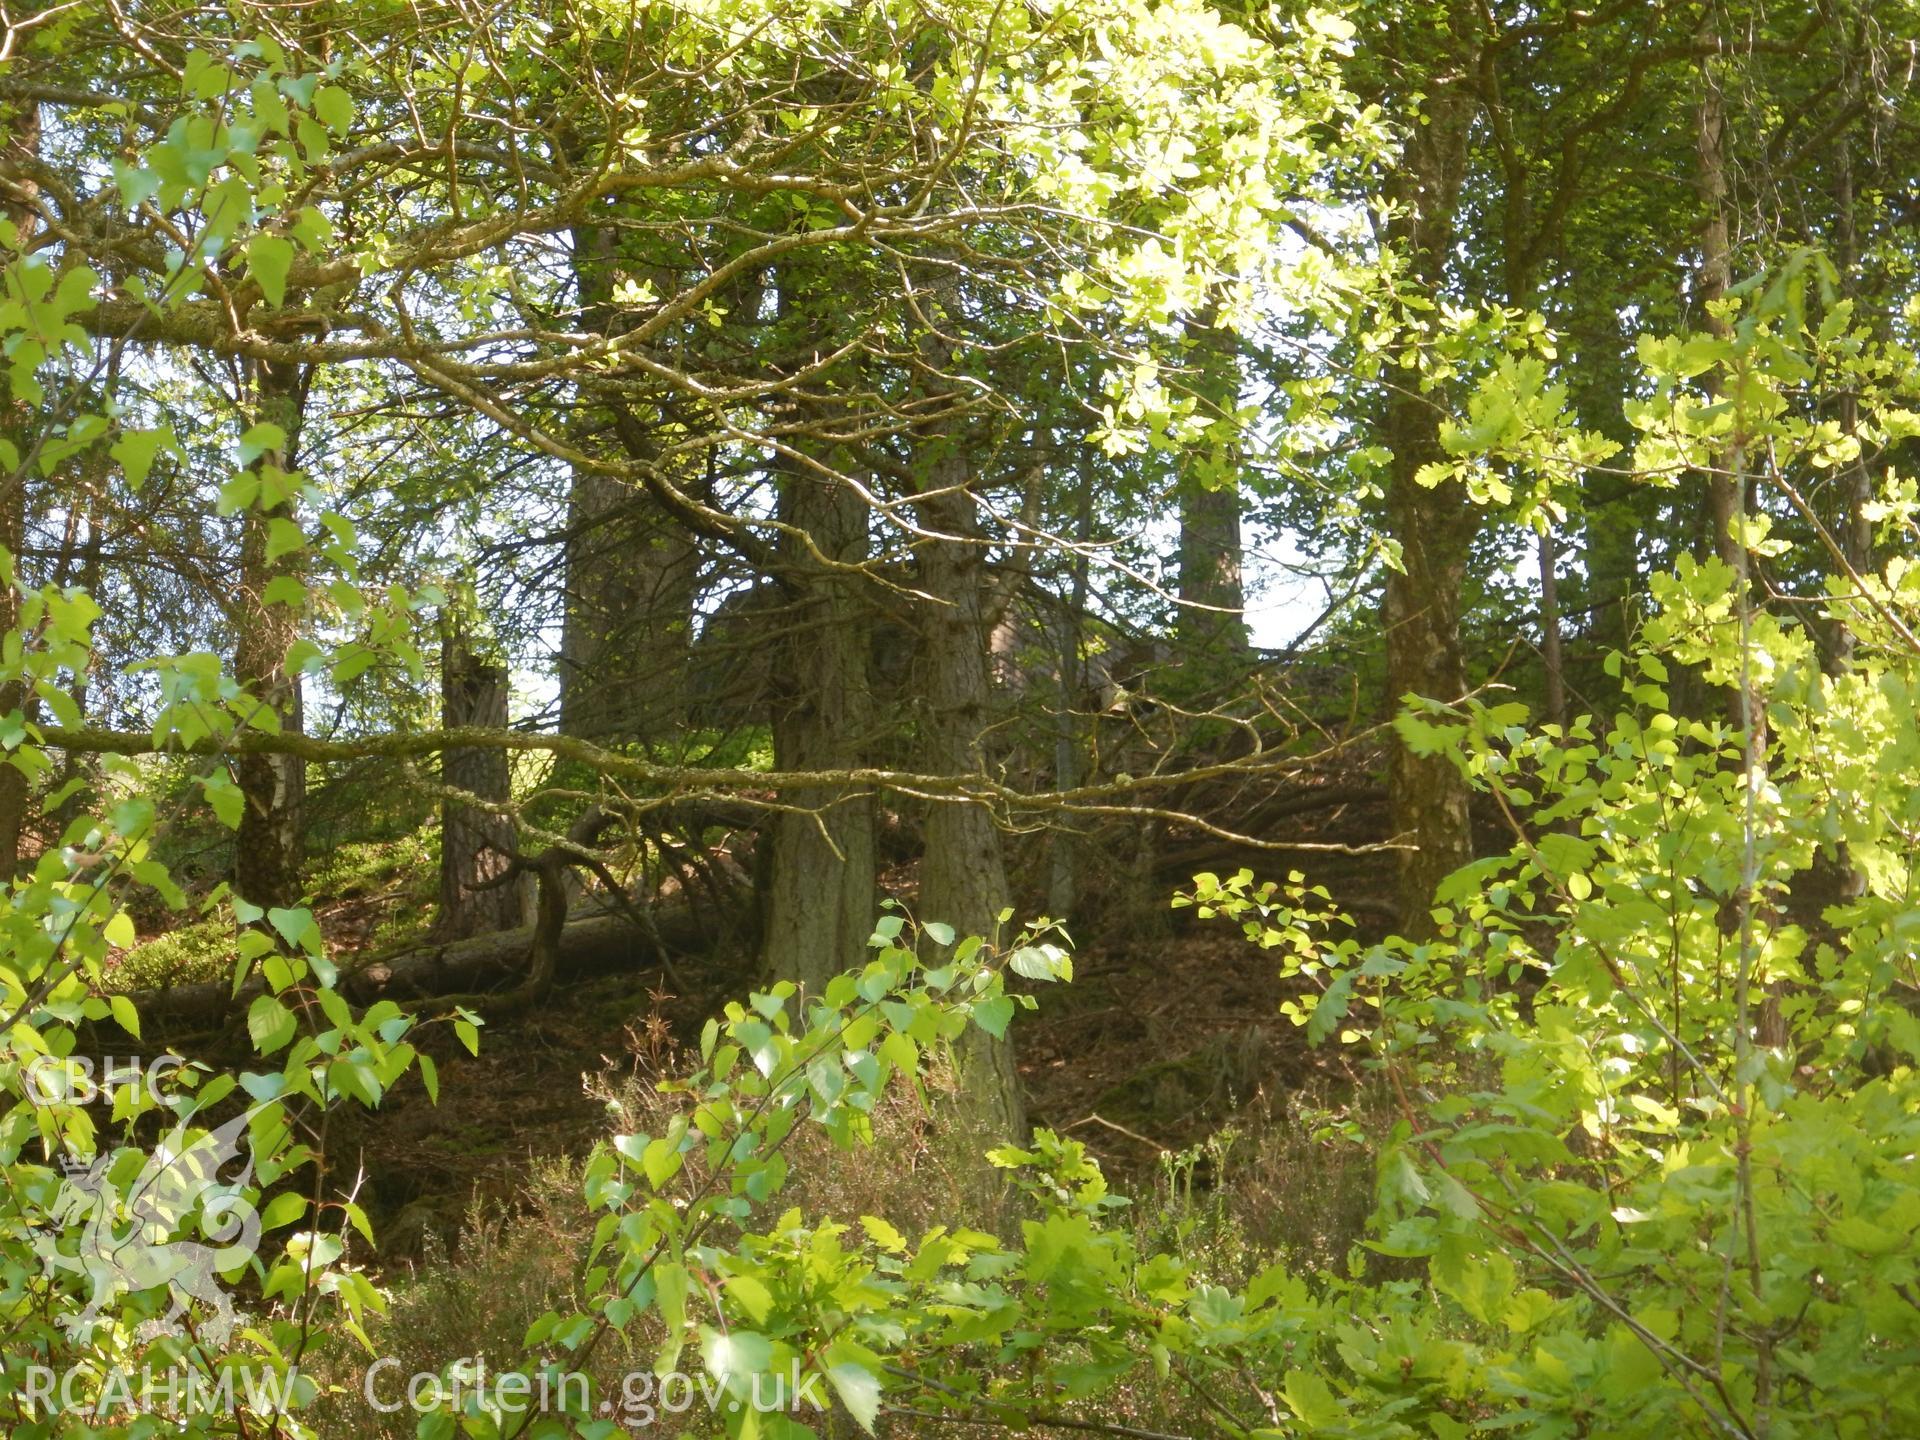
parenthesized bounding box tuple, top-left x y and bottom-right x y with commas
(913, 384, 1026, 1136)
(1372, 2, 1479, 934)
(1175, 318, 1253, 676)
(557, 223, 704, 745)
(438, 631, 531, 938)
(230, 357, 309, 911)
(0, 88, 38, 877)
(760, 453, 878, 993)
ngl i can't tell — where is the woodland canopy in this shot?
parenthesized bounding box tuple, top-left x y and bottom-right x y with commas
(4, 0, 1920, 1437)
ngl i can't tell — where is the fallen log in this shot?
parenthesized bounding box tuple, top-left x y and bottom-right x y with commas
(125, 903, 719, 1035)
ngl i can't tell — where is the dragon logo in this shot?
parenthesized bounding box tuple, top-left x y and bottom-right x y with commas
(31, 1107, 263, 1345)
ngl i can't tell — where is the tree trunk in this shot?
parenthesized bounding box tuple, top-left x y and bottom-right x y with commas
(1538, 525, 1566, 729)
(1381, 83, 1477, 938)
(438, 636, 531, 938)
(1176, 319, 1250, 678)
(1383, 408, 1478, 935)
(1692, 49, 1769, 756)
(1495, 119, 1576, 742)
(559, 469, 699, 741)
(1583, 470, 1640, 659)
(761, 465, 877, 993)
(916, 442, 1024, 1140)
(50, 503, 105, 841)
(232, 357, 306, 911)
(1694, 59, 1746, 586)
(121, 903, 710, 1036)
(0, 94, 41, 877)
(559, 226, 698, 743)
(1830, 86, 1874, 609)
(1811, 52, 1871, 913)
(1047, 455, 1095, 921)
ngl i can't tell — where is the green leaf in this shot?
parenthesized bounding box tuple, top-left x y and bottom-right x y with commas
(1391, 706, 1464, 758)
(111, 427, 174, 489)
(291, 205, 333, 251)
(328, 1055, 381, 1105)
(238, 423, 287, 466)
(1008, 945, 1067, 982)
(701, 1327, 773, 1390)
(268, 906, 319, 953)
(642, 1136, 682, 1189)
(108, 993, 141, 1039)
(262, 574, 308, 608)
(824, 1363, 881, 1433)
(265, 517, 307, 564)
(1280, 1370, 1345, 1428)
(218, 471, 262, 516)
(971, 994, 1014, 1039)
(248, 994, 299, 1054)
(202, 771, 245, 829)
(313, 85, 354, 135)
(247, 233, 295, 307)
(653, 1260, 689, 1376)
(724, 1273, 774, 1324)
(113, 159, 161, 210)
(1831, 1214, 1903, 1255)
(261, 1191, 307, 1231)
(1503, 1287, 1559, 1333)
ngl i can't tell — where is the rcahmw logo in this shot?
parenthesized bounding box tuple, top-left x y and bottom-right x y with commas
(20, 1364, 301, 1419)
(30, 1107, 263, 1344)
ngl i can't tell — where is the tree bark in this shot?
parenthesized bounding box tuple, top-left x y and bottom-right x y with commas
(1538, 525, 1566, 729)
(761, 463, 877, 992)
(51, 502, 105, 840)
(1381, 80, 1477, 938)
(120, 904, 709, 1036)
(1176, 318, 1250, 678)
(438, 635, 531, 938)
(559, 226, 699, 743)
(1692, 47, 1768, 757)
(232, 357, 306, 911)
(1694, 57, 1746, 586)
(559, 469, 699, 741)
(1583, 468, 1640, 660)
(0, 93, 40, 877)
(1830, 74, 1874, 605)
(915, 440, 1024, 1140)
(1047, 453, 1096, 921)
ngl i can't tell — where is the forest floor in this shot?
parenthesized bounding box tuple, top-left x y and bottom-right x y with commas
(323, 777, 1402, 1263)
(106, 742, 1405, 1264)
(344, 928, 1342, 1256)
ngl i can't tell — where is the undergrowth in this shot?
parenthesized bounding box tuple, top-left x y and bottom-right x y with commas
(305, 1061, 1391, 1438)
